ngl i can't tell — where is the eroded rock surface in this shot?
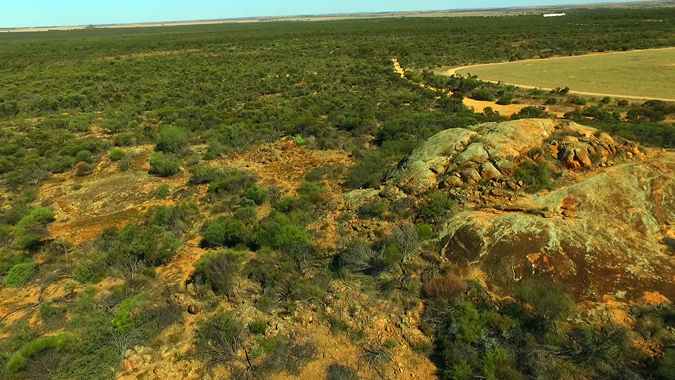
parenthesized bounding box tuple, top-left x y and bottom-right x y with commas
(437, 153, 675, 302)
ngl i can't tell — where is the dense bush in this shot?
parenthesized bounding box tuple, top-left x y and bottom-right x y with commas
(149, 152, 181, 177)
(155, 126, 189, 153)
(108, 148, 126, 161)
(15, 207, 55, 250)
(418, 193, 455, 221)
(3, 262, 35, 287)
(192, 250, 245, 296)
(514, 160, 553, 193)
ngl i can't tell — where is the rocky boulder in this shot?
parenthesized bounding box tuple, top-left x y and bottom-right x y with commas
(438, 154, 675, 302)
(387, 119, 634, 194)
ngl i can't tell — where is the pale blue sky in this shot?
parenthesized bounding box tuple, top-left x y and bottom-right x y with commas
(2, 0, 626, 28)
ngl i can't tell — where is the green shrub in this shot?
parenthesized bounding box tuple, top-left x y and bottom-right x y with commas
(249, 319, 268, 335)
(273, 196, 296, 213)
(496, 95, 513, 105)
(516, 279, 573, 322)
(75, 150, 93, 164)
(3, 262, 35, 287)
(114, 133, 134, 147)
(149, 152, 181, 177)
(189, 165, 223, 185)
(15, 207, 56, 250)
(0, 249, 30, 276)
(514, 160, 552, 193)
(472, 88, 496, 101)
(195, 310, 243, 367)
(568, 95, 588, 105)
(6, 334, 75, 373)
(544, 98, 558, 105)
(416, 224, 433, 240)
(155, 126, 189, 153)
(154, 184, 170, 199)
(358, 200, 388, 219)
(113, 298, 139, 334)
(108, 148, 125, 161)
(297, 181, 326, 203)
(418, 193, 455, 221)
(601, 96, 612, 104)
(193, 250, 245, 296)
(512, 106, 545, 119)
(657, 349, 675, 380)
(245, 186, 268, 205)
(201, 218, 250, 248)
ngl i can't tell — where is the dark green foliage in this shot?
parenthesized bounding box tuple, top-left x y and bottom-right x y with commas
(201, 218, 250, 248)
(154, 184, 170, 199)
(272, 196, 296, 213)
(511, 105, 545, 119)
(75, 150, 93, 164)
(3, 262, 35, 287)
(245, 186, 268, 205)
(358, 200, 388, 219)
(418, 193, 455, 221)
(15, 207, 56, 250)
(155, 126, 189, 153)
(514, 160, 553, 193)
(208, 168, 258, 196)
(657, 349, 675, 380)
(189, 165, 223, 185)
(516, 279, 573, 322)
(149, 151, 181, 177)
(568, 95, 588, 106)
(0, 249, 30, 277)
(297, 181, 326, 203)
(471, 88, 495, 102)
(249, 319, 268, 335)
(345, 153, 390, 190)
(108, 148, 125, 161)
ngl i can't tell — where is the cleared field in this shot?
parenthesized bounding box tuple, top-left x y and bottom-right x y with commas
(453, 48, 675, 101)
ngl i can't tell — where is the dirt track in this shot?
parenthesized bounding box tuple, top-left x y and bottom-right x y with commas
(392, 59, 540, 117)
(438, 47, 675, 102)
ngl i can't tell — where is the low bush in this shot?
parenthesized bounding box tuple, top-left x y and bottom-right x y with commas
(514, 160, 553, 193)
(155, 126, 189, 153)
(418, 193, 455, 221)
(516, 279, 573, 322)
(108, 148, 125, 161)
(149, 152, 181, 177)
(391, 224, 421, 259)
(245, 186, 268, 205)
(15, 207, 56, 250)
(154, 184, 170, 199)
(6, 334, 75, 373)
(3, 262, 35, 287)
(195, 310, 243, 369)
(192, 250, 245, 296)
(189, 165, 223, 185)
(358, 200, 388, 219)
(201, 218, 251, 248)
(416, 224, 433, 240)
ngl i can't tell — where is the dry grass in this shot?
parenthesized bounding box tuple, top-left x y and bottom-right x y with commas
(423, 273, 467, 300)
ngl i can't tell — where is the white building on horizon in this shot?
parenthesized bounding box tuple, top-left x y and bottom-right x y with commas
(543, 13, 566, 17)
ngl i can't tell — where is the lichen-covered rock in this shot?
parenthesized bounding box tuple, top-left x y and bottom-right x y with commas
(343, 188, 382, 207)
(387, 119, 634, 193)
(438, 155, 675, 302)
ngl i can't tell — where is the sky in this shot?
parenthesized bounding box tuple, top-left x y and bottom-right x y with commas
(1, 0, 629, 28)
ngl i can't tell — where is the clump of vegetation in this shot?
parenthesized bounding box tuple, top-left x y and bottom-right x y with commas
(154, 184, 170, 199)
(15, 207, 56, 250)
(514, 160, 553, 193)
(108, 148, 126, 161)
(418, 193, 455, 221)
(192, 250, 246, 297)
(3, 262, 35, 287)
(149, 152, 181, 177)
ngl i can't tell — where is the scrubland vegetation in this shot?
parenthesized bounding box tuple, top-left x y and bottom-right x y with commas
(0, 6, 674, 380)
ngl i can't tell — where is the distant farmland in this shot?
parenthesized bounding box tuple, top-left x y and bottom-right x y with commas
(453, 48, 675, 100)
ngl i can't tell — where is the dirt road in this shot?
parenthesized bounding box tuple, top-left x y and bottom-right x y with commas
(392, 58, 541, 117)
